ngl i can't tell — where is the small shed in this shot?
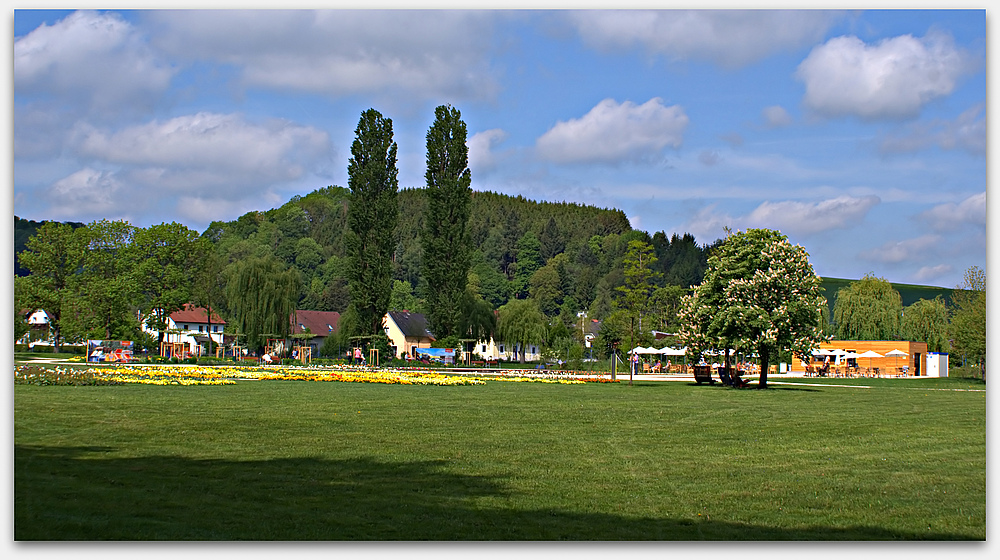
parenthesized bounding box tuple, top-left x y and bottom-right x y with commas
(925, 352, 949, 377)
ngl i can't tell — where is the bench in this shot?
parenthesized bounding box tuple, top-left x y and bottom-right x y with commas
(693, 365, 714, 384)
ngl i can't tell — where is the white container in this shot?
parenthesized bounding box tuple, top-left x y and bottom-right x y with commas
(926, 352, 949, 377)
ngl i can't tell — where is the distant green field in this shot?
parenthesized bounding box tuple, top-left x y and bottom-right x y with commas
(14, 378, 985, 540)
(819, 277, 955, 315)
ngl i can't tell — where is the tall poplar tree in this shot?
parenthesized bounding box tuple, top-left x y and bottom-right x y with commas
(421, 105, 473, 338)
(345, 109, 399, 340)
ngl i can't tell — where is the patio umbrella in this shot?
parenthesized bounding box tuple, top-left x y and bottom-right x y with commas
(857, 350, 883, 369)
(885, 348, 908, 369)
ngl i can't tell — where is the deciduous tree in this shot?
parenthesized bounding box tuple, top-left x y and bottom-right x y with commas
(950, 265, 986, 379)
(129, 222, 206, 346)
(421, 105, 472, 338)
(679, 229, 825, 388)
(900, 296, 950, 352)
(497, 298, 547, 363)
(79, 219, 138, 340)
(225, 256, 301, 352)
(16, 221, 88, 353)
(833, 272, 902, 341)
(345, 108, 399, 340)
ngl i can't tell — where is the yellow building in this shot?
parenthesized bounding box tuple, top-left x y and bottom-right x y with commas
(814, 340, 929, 376)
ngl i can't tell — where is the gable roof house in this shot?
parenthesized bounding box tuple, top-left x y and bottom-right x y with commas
(142, 304, 227, 357)
(290, 310, 341, 354)
(383, 310, 435, 359)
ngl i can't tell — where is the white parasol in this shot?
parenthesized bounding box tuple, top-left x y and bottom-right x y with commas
(857, 350, 883, 369)
(885, 348, 908, 369)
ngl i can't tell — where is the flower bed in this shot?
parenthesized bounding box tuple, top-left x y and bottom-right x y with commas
(14, 363, 619, 387)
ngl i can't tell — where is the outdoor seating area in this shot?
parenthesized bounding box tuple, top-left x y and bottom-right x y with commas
(804, 340, 928, 377)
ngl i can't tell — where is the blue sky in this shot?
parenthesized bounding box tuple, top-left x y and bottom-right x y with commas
(10, 7, 988, 288)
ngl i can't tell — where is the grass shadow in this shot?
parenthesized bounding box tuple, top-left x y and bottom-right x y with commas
(15, 444, 979, 541)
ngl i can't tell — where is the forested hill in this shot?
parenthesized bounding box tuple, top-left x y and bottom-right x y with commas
(13, 216, 85, 277)
(201, 186, 716, 319)
(819, 277, 954, 316)
(15, 189, 958, 325)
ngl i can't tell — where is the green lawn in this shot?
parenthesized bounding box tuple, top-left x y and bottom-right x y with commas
(14, 377, 985, 540)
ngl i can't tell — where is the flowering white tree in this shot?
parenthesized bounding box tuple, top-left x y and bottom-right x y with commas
(679, 229, 825, 388)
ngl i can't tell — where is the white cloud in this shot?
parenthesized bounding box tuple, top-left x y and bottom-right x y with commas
(698, 150, 721, 166)
(467, 128, 509, 174)
(914, 264, 953, 283)
(14, 10, 174, 117)
(680, 195, 879, 241)
(745, 195, 880, 235)
(46, 168, 127, 219)
(879, 104, 986, 156)
(144, 9, 499, 101)
(859, 234, 941, 264)
(762, 105, 793, 128)
(536, 98, 688, 165)
(919, 192, 986, 232)
(72, 112, 331, 194)
(568, 10, 838, 68)
(796, 32, 974, 120)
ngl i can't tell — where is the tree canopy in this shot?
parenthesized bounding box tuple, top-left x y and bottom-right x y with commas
(497, 298, 547, 363)
(833, 272, 902, 341)
(421, 104, 472, 339)
(345, 108, 399, 341)
(679, 229, 826, 388)
(949, 265, 986, 378)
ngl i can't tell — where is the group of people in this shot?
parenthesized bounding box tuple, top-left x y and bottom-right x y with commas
(630, 354, 669, 374)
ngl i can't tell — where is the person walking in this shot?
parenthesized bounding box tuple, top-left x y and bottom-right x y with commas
(353, 347, 363, 365)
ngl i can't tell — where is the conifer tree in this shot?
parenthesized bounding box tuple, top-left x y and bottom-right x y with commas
(421, 105, 472, 338)
(345, 109, 399, 341)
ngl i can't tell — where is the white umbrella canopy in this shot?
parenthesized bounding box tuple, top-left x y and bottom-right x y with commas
(857, 350, 883, 370)
(885, 349, 908, 368)
(658, 347, 687, 356)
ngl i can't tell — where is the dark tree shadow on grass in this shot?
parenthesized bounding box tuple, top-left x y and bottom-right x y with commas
(15, 445, 979, 541)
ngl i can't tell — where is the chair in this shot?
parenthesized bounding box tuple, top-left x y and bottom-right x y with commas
(643, 362, 651, 373)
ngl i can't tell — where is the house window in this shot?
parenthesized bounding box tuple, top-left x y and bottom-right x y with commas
(481, 345, 487, 353)
(499, 345, 504, 353)
(530, 346, 537, 354)
(184, 324, 189, 330)
(199, 325, 204, 332)
(213, 326, 219, 332)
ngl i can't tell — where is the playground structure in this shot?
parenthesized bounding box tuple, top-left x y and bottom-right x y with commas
(294, 345, 312, 365)
(159, 341, 190, 360)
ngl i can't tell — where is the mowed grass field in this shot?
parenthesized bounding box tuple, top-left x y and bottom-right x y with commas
(14, 376, 985, 540)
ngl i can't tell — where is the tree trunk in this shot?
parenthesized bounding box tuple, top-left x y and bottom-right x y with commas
(723, 344, 732, 386)
(758, 344, 770, 388)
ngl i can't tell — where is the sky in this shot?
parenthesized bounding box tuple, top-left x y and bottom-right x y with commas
(9, 5, 989, 289)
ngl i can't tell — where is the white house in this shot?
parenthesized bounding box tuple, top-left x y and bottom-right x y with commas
(143, 304, 226, 357)
(384, 310, 435, 359)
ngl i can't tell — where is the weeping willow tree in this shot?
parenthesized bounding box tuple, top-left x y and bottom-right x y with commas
(901, 296, 950, 352)
(497, 298, 547, 363)
(833, 272, 902, 340)
(225, 256, 301, 352)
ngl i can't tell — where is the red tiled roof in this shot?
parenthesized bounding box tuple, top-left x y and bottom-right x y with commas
(290, 310, 340, 336)
(170, 304, 226, 324)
